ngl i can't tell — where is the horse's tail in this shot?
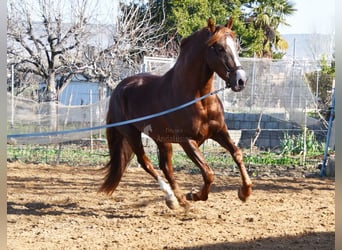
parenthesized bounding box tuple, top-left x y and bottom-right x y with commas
(99, 126, 133, 195)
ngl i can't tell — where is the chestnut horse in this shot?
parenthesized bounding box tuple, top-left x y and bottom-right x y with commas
(99, 18, 252, 209)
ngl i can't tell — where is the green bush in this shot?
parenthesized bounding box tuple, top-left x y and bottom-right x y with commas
(280, 130, 324, 156)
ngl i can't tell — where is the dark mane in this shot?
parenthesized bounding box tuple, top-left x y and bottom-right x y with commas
(179, 27, 210, 50)
(207, 26, 236, 46)
(179, 25, 236, 51)
(173, 28, 212, 70)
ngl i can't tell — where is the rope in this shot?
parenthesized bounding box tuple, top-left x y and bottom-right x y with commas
(7, 86, 227, 139)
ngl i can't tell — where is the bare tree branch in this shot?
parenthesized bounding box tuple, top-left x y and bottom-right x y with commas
(81, 1, 169, 88)
(7, 0, 169, 100)
(7, 0, 97, 101)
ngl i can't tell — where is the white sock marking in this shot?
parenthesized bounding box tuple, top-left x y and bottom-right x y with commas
(157, 176, 178, 203)
(158, 176, 173, 195)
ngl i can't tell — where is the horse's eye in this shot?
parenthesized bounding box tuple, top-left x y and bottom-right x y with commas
(217, 46, 225, 52)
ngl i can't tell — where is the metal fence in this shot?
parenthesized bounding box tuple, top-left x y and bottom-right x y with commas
(143, 56, 320, 113)
(7, 57, 330, 166)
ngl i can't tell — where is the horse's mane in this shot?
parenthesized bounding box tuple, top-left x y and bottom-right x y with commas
(169, 28, 208, 70)
(179, 25, 236, 54)
(179, 27, 210, 50)
(169, 22, 236, 75)
(207, 27, 236, 46)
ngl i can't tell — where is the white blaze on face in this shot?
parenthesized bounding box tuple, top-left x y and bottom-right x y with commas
(226, 36, 241, 67)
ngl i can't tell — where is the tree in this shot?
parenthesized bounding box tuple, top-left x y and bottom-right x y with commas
(80, 1, 169, 88)
(147, 0, 232, 56)
(7, 0, 168, 131)
(305, 55, 335, 116)
(170, 0, 227, 38)
(241, 0, 296, 58)
(146, 0, 296, 58)
(7, 0, 168, 97)
(7, 0, 98, 102)
(223, 0, 265, 58)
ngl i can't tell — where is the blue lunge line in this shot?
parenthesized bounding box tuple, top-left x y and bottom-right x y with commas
(7, 86, 227, 139)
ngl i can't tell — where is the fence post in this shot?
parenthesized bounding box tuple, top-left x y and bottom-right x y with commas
(303, 101, 307, 165)
(90, 89, 93, 153)
(250, 54, 257, 111)
(11, 64, 15, 128)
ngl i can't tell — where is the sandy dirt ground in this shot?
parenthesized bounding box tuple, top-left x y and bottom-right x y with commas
(7, 162, 335, 249)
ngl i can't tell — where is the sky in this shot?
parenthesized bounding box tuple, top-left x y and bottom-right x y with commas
(278, 0, 335, 34)
(25, 0, 335, 35)
(98, 0, 335, 35)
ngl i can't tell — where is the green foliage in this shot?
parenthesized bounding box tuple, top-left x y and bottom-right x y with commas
(280, 131, 324, 156)
(321, 55, 335, 76)
(8, 139, 321, 169)
(272, 51, 286, 60)
(7, 144, 109, 166)
(170, 0, 228, 38)
(244, 153, 300, 165)
(305, 55, 335, 110)
(239, 0, 296, 58)
(146, 0, 296, 58)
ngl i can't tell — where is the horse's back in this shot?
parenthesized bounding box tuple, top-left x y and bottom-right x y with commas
(108, 73, 164, 122)
(114, 73, 161, 93)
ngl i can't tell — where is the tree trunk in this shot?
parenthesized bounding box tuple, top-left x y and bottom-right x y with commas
(45, 71, 58, 131)
(46, 71, 57, 101)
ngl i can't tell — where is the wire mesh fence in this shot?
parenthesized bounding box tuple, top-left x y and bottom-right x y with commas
(7, 57, 331, 167)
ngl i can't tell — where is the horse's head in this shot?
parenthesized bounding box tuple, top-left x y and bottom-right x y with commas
(206, 18, 247, 92)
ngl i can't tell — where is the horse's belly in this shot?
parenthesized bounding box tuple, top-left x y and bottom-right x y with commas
(137, 114, 222, 144)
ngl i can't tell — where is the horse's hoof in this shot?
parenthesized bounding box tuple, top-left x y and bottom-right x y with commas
(186, 192, 193, 201)
(186, 188, 201, 201)
(165, 195, 179, 210)
(238, 186, 251, 202)
(166, 199, 179, 210)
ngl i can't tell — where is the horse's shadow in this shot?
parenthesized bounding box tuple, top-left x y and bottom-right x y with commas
(204, 175, 335, 194)
(7, 195, 158, 218)
(175, 231, 334, 250)
(7, 201, 97, 217)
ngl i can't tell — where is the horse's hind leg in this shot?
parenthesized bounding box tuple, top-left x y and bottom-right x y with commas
(122, 128, 179, 209)
(212, 129, 252, 201)
(156, 142, 190, 209)
(179, 139, 214, 201)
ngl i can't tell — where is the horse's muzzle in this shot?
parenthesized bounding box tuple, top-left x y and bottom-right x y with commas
(227, 69, 247, 92)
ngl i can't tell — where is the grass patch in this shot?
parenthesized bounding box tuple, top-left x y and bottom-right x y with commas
(7, 136, 323, 169)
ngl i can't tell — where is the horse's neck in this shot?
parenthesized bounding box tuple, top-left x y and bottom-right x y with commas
(170, 53, 214, 98)
(162, 29, 217, 99)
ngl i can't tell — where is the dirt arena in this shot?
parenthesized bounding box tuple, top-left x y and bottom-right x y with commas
(7, 162, 335, 249)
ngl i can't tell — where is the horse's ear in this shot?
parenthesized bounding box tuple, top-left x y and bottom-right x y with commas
(207, 18, 216, 33)
(225, 17, 233, 29)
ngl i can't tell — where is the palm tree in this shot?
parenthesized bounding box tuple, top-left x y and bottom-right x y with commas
(245, 0, 296, 58)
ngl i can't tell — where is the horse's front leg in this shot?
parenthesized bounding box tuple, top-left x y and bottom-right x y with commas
(156, 142, 190, 210)
(212, 129, 252, 201)
(179, 139, 214, 201)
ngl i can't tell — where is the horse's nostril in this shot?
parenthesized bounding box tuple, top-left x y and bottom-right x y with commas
(236, 69, 247, 87)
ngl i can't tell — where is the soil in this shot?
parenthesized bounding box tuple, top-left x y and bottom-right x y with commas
(7, 162, 335, 249)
